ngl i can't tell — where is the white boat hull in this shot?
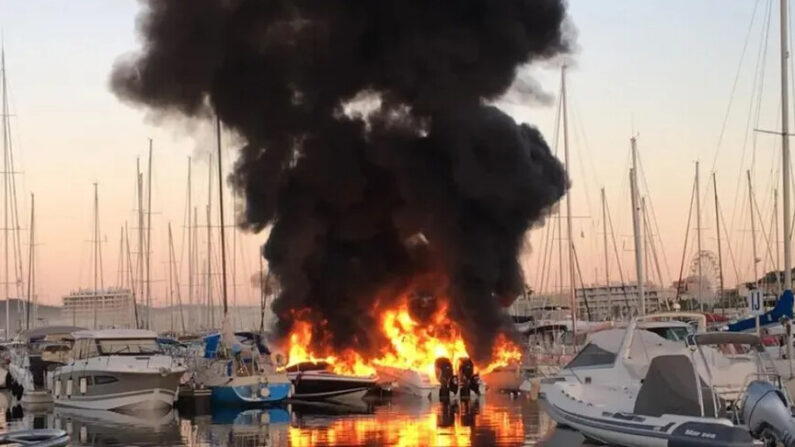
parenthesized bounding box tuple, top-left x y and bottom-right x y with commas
(54, 387, 176, 411)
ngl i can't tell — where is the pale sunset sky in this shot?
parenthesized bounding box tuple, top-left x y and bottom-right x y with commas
(0, 0, 788, 306)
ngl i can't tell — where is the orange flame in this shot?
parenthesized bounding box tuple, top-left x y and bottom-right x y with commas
(286, 294, 522, 378)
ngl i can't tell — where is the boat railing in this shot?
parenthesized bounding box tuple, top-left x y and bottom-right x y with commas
(721, 371, 787, 425)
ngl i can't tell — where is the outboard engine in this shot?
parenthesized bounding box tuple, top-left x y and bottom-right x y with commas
(435, 357, 458, 399)
(741, 380, 795, 447)
(458, 358, 480, 399)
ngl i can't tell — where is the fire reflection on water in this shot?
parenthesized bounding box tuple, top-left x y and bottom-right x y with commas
(288, 396, 554, 447)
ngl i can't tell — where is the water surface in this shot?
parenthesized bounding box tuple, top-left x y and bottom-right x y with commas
(0, 393, 587, 446)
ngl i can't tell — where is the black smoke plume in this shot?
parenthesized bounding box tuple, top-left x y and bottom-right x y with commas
(112, 0, 571, 362)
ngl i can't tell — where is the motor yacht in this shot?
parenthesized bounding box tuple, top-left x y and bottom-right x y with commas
(50, 329, 185, 411)
(540, 316, 795, 447)
(285, 361, 377, 402)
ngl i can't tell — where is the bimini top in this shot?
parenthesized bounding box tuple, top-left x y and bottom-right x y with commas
(18, 326, 86, 343)
(70, 329, 158, 340)
(686, 332, 764, 350)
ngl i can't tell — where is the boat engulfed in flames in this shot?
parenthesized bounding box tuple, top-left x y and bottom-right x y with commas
(284, 294, 519, 400)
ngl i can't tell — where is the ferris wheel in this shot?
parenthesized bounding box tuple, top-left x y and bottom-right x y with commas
(688, 250, 720, 295)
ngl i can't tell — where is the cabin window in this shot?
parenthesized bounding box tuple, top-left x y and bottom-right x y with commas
(85, 340, 99, 358)
(565, 342, 616, 369)
(97, 339, 161, 356)
(93, 376, 118, 385)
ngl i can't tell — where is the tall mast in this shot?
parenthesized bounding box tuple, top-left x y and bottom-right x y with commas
(193, 207, 198, 328)
(136, 160, 144, 329)
(2, 46, 10, 338)
(630, 137, 645, 315)
(145, 140, 153, 329)
(25, 193, 33, 330)
(216, 117, 229, 317)
(713, 174, 725, 312)
(93, 182, 99, 329)
(561, 66, 577, 343)
(781, 0, 792, 291)
(167, 222, 174, 334)
(695, 162, 703, 311)
(187, 157, 193, 326)
(206, 154, 213, 328)
(601, 188, 611, 319)
(748, 170, 760, 288)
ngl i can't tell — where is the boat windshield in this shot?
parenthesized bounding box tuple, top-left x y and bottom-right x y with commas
(97, 338, 162, 356)
(645, 326, 690, 341)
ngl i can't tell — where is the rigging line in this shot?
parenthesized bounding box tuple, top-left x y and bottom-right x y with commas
(718, 190, 743, 287)
(636, 151, 673, 283)
(710, 0, 764, 173)
(571, 243, 591, 321)
(752, 186, 778, 275)
(675, 177, 697, 302)
(731, 0, 774, 240)
(604, 190, 631, 315)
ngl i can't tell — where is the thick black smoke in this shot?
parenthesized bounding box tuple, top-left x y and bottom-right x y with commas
(112, 0, 571, 362)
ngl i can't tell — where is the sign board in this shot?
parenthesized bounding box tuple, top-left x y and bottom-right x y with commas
(747, 289, 764, 316)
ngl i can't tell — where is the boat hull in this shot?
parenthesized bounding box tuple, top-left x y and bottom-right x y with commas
(540, 389, 754, 447)
(288, 371, 375, 402)
(210, 375, 291, 406)
(52, 370, 182, 412)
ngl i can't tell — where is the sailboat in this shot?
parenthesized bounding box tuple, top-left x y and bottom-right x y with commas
(193, 117, 292, 406)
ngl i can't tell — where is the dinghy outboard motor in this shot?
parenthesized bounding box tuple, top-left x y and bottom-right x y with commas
(741, 380, 795, 447)
(458, 358, 480, 399)
(435, 357, 458, 399)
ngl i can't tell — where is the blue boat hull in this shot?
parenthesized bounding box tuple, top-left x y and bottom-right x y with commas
(727, 290, 794, 332)
(211, 382, 291, 406)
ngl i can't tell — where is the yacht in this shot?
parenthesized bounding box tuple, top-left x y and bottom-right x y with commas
(8, 326, 83, 405)
(540, 316, 795, 447)
(285, 361, 377, 402)
(50, 329, 185, 411)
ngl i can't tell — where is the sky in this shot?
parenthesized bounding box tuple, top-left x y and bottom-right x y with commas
(0, 0, 789, 307)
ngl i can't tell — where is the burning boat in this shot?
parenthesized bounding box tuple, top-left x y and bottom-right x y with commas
(285, 361, 377, 402)
(286, 295, 520, 400)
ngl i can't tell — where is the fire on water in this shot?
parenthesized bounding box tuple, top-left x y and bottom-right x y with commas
(286, 297, 522, 379)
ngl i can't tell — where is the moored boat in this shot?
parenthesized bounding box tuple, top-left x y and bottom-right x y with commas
(50, 329, 185, 411)
(285, 361, 377, 402)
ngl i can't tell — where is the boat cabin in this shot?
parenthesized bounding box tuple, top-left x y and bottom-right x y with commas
(68, 329, 162, 361)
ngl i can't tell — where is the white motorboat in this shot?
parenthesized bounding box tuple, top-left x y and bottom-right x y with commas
(50, 329, 185, 411)
(540, 316, 795, 447)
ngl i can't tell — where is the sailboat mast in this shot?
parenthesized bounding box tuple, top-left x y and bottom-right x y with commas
(601, 188, 611, 319)
(713, 174, 725, 311)
(136, 160, 144, 329)
(695, 162, 703, 311)
(630, 137, 644, 316)
(93, 182, 99, 329)
(145, 140, 153, 329)
(775, 189, 781, 292)
(561, 66, 577, 343)
(187, 157, 193, 326)
(25, 193, 33, 330)
(2, 47, 10, 338)
(781, 0, 792, 290)
(167, 222, 174, 334)
(206, 156, 213, 328)
(216, 117, 229, 316)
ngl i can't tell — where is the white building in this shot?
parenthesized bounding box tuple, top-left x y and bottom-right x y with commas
(575, 283, 673, 321)
(62, 288, 135, 329)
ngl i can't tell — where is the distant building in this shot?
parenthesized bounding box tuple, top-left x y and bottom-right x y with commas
(62, 288, 135, 329)
(575, 283, 672, 321)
